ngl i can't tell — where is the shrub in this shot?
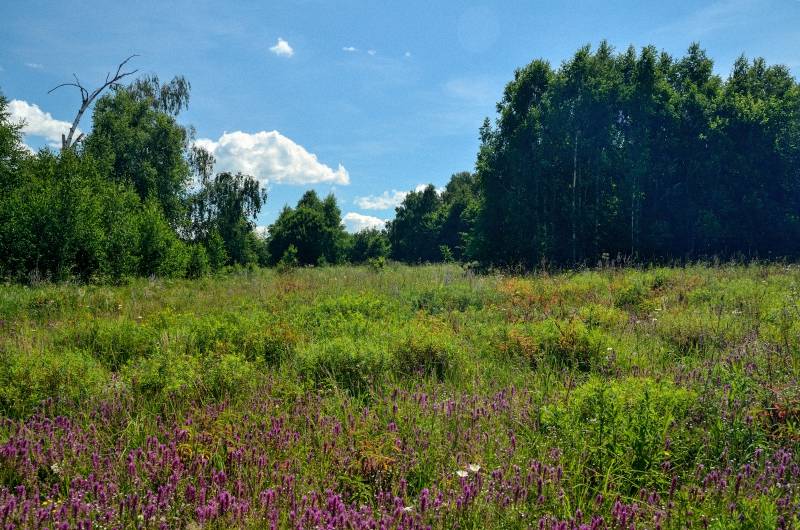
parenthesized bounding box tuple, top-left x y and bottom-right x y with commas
(500, 318, 607, 370)
(392, 322, 457, 380)
(411, 284, 489, 314)
(549, 377, 697, 491)
(62, 318, 158, 369)
(186, 244, 210, 278)
(0, 347, 107, 418)
(124, 349, 202, 400)
(613, 281, 649, 312)
(202, 352, 257, 400)
(295, 337, 390, 395)
(188, 313, 299, 365)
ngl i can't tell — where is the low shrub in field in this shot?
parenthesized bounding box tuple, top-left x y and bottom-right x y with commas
(499, 318, 607, 370)
(392, 320, 458, 380)
(202, 352, 257, 400)
(295, 337, 391, 395)
(124, 349, 202, 400)
(655, 309, 746, 355)
(410, 283, 490, 315)
(549, 377, 697, 492)
(124, 348, 258, 402)
(301, 293, 395, 338)
(0, 347, 107, 417)
(578, 302, 629, 330)
(612, 280, 651, 313)
(60, 318, 159, 369)
(187, 312, 300, 365)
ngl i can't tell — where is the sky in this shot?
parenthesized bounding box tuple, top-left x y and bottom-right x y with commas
(1, 0, 799, 232)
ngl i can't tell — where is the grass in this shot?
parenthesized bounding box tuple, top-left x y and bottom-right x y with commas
(0, 263, 798, 528)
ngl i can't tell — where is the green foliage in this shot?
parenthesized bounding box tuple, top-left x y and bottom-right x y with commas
(188, 168, 267, 267)
(0, 264, 798, 526)
(277, 244, 299, 272)
(296, 336, 390, 395)
(500, 319, 607, 370)
(472, 42, 800, 267)
(137, 199, 189, 278)
(387, 173, 479, 263)
(62, 318, 159, 370)
(349, 228, 390, 263)
(392, 321, 458, 380)
(267, 191, 348, 266)
(186, 244, 210, 278)
(549, 377, 697, 491)
(84, 80, 191, 226)
(0, 347, 107, 418)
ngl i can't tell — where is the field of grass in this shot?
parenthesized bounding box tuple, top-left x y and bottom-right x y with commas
(1, 264, 799, 529)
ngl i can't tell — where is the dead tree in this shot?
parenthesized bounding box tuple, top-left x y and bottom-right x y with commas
(48, 55, 139, 150)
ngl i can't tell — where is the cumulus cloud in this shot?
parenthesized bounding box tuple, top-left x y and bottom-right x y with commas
(270, 38, 294, 57)
(343, 212, 386, 233)
(367, 49, 377, 56)
(8, 99, 77, 147)
(195, 131, 349, 186)
(355, 184, 441, 211)
(342, 46, 358, 52)
(355, 190, 408, 210)
(25, 62, 43, 69)
(254, 225, 270, 238)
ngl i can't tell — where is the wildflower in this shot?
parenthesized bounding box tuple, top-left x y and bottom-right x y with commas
(468, 464, 481, 473)
(402, 506, 413, 513)
(456, 470, 468, 478)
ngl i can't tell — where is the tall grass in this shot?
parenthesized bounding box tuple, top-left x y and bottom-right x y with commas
(0, 264, 798, 528)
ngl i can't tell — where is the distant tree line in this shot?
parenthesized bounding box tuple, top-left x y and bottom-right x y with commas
(1, 42, 798, 281)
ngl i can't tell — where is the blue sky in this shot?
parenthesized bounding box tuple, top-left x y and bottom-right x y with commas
(2, 0, 799, 231)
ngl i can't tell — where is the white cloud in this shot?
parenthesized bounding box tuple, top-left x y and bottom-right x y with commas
(269, 38, 294, 57)
(355, 190, 408, 210)
(404, 51, 412, 58)
(8, 99, 77, 147)
(342, 46, 358, 52)
(25, 62, 43, 69)
(195, 130, 350, 186)
(367, 49, 377, 56)
(354, 184, 441, 210)
(254, 225, 269, 238)
(343, 212, 386, 233)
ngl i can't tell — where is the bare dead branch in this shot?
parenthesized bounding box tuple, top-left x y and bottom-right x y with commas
(48, 54, 140, 150)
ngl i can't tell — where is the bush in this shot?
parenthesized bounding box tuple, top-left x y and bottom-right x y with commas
(138, 199, 189, 278)
(549, 377, 697, 491)
(0, 347, 108, 418)
(186, 244, 210, 278)
(295, 337, 390, 395)
(124, 349, 202, 400)
(188, 312, 299, 365)
(411, 284, 489, 314)
(61, 318, 159, 369)
(392, 322, 457, 380)
(500, 318, 607, 370)
(202, 352, 257, 400)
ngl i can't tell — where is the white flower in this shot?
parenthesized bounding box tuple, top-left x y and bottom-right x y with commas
(456, 470, 468, 478)
(402, 506, 413, 513)
(468, 464, 481, 473)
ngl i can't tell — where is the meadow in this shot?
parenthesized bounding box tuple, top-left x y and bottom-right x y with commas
(0, 264, 798, 529)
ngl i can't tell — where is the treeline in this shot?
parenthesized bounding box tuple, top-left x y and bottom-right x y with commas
(472, 42, 800, 267)
(0, 77, 389, 281)
(388, 43, 800, 267)
(1, 42, 799, 281)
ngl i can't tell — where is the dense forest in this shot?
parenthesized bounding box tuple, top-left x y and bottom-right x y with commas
(1, 42, 799, 281)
